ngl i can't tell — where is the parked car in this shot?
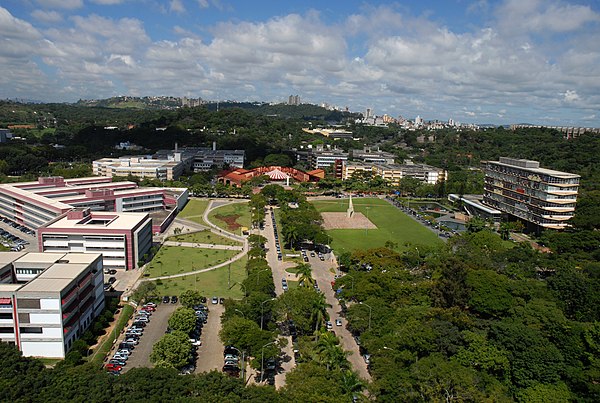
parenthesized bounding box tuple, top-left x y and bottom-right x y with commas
(211, 296, 218, 305)
(124, 338, 139, 345)
(326, 321, 333, 330)
(219, 297, 225, 304)
(190, 339, 202, 346)
(144, 302, 157, 308)
(335, 318, 343, 326)
(162, 296, 170, 303)
(171, 296, 178, 304)
(107, 277, 116, 284)
(109, 359, 126, 366)
(105, 363, 122, 372)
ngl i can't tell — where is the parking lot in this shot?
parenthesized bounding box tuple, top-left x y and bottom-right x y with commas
(119, 302, 178, 372)
(0, 219, 37, 252)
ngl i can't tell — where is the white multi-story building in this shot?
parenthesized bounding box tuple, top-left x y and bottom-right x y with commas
(0, 252, 104, 358)
(38, 209, 152, 270)
(483, 157, 580, 230)
(93, 154, 188, 181)
(343, 162, 446, 185)
(0, 176, 188, 233)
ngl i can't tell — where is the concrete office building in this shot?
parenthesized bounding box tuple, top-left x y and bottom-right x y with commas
(0, 176, 188, 233)
(343, 161, 446, 185)
(38, 209, 152, 270)
(482, 157, 580, 231)
(93, 154, 187, 181)
(0, 252, 104, 358)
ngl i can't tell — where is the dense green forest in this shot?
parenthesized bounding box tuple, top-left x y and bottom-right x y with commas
(1, 228, 597, 402)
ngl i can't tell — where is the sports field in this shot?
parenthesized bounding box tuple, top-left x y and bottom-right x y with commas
(311, 197, 443, 253)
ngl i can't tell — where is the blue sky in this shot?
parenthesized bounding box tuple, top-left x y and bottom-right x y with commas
(1, 0, 600, 126)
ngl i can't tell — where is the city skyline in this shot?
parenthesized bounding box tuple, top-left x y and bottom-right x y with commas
(1, 0, 599, 126)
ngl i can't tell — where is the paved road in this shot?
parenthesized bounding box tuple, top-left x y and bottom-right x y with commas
(195, 303, 225, 373)
(309, 253, 372, 381)
(121, 302, 178, 372)
(261, 209, 297, 388)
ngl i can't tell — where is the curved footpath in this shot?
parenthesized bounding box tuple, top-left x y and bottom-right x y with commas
(128, 199, 250, 291)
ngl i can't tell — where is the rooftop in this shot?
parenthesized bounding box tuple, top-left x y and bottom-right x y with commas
(43, 211, 150, 231)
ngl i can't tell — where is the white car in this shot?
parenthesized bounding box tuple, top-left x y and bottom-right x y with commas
(326, 321, 333, 330)
(335, 318, 342, 326)
(112, 354, 128, 361)
(211, 296, 218, 304)
(190, 339, 202, 346)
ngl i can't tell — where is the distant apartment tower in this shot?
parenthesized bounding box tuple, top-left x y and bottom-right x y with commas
(288, 95, 300, 106)
(482, 157, 580, 231)
(365, 108, 373, 119)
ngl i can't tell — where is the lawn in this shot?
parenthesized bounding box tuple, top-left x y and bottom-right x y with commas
(145, 246, 239, 278)
(179, 198, 210, 224)
(168, 230, 241, 246)
(150, 257, 247, 299)
(208, 201, 251, 233)
(311, 197, 443, 253)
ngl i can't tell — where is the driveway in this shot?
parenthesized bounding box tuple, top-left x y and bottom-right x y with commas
(121, 302, 178, 372)
(195, 302, 225, 373)
(309, 253, 372, 381)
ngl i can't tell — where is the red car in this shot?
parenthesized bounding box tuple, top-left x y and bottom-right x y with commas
(141, 306, 155, 312)
(105, 363, 122, 372)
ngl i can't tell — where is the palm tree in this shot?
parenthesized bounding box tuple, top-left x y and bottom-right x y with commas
(340, 370, 364, 395)
(315, 331, 349, 370)
(310, 292, 332, 332)
(294, 263, 314, 287)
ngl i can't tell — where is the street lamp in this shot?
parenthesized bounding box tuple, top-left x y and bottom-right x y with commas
(234, 308, 245, 318)
(228, 345, 246, 382)
(257, 268, 270, 286)
(229, 281, 247, 297)
(359, 301, 372, 331)
(260, 341, 276, 383)
(261, 298, 276, 330)
(345, 274, 355, 292)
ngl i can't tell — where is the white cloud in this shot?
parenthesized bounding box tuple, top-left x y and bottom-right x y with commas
(564, 90, 580, 103)
(496, 0, 600, 34)
(197, 0, 209, 8)
(1, 2, 599, 125)
(31, 10, 62, 23)
(170, 0, 186, 14)
(91, 0, 127, 4)
(36, 0, 83, 9)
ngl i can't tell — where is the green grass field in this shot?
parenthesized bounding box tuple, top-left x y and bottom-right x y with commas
(151, 257, 247, 299)
(168, 230, 241, 246)
(179, 198, 210, 224)
(311, 197, 443, 253)
(208, 202, 251, 233)
(145, 246, 239, 278)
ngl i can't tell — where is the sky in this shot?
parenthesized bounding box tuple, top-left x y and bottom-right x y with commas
(1, 0, 600, 126)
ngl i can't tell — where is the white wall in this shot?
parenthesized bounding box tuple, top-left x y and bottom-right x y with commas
(40, 298, 60, 310)
(21, 341, 64, 358)
(30, 313, 61, 325)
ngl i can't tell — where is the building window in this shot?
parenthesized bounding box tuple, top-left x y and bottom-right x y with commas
(20, 327, 43, 334)
(0, 313, 13, 320)
(0, 328, 14, 334)
(17, 313, 29, 323)
(17, 299, 40, 309)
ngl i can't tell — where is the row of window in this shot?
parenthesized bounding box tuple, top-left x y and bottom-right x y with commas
(0, 327, 42, 334)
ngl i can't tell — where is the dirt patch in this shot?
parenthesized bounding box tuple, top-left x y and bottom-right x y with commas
(215, 213, 242, 231)
(321, 212, 377, 230)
